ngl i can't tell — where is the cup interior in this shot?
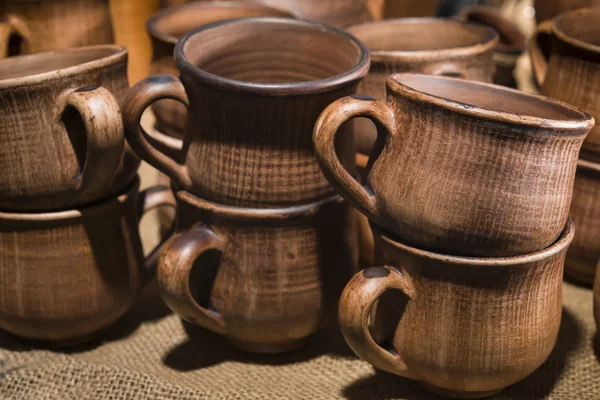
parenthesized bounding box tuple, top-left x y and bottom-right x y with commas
(149, 1, 292, 42)
(0, 46, 121, 81)
(348, 19, 495, 52)
(393, 74, 590, 121)
(554, 8, 600, 48)
(179, 18, 365, 84)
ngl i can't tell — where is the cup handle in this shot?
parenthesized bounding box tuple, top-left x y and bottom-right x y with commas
(313, 95, 395, 222)
(136, 185, 177, 280)
(158, 223, 227, 335)
(0, 15, 27, 58)
(529, 20, 554, 87)
(122, 75, 192, 190)
(62, 86, 125, 193)
(339, 266, 416, 379)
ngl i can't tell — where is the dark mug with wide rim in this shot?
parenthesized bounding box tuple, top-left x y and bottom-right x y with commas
(346, 17, 498, 156)
(0, 45, 140, 211)
(0, 0, 114, 58)
(0, 178, 175, 346)
(157, 189, 358, 353)
(314, 73, 593, 257)
(147, 1, 293, 139)
(340, 219, 574, 398)
(123, 17, 370, 208)
(530, 7, 600, 162)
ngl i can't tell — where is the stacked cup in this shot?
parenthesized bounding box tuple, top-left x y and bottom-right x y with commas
(123, 17, 367, 353)
(313, 73, 593, 397)
(0, 45, 175, 346)
(530, 7, 600, 285)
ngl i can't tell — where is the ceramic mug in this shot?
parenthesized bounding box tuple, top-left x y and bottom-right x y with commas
(565, 159, 600, 285)
(0, 0, 114, 58)
(314, 73, 592, 257)
(531, 7, 600, 161)
(339, 219, 574, 398)
(347, 18, 497, 154)
(157, 189, 358, 353)
(124, 17, 369, 207)
(0, 178, 175, 346)
(147, 1, 293, 139)
(0, 45, 140, 211)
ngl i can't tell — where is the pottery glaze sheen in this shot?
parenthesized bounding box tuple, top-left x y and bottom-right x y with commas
(147, 1, 293, 139)
(314, 73, 593, 257)
(124, 17, 370, 207)
(340, 220, 574, 398)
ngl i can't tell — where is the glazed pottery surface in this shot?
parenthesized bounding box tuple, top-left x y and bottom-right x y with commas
(314, 73, 592, 257)
(157, 189, 358, 353)
(565, 160, 600, 285)
(124, 17, 369, 207)
(0, 179, 175, 345)
(347, 18, 497, 154)
(0, 45, 140, 211)
(0, 0, 114, 58)
(147, 1, 292, 138)
(531, 7, 600, 161)
(339, 220, 574, 398)
(534, 0, 600, 22)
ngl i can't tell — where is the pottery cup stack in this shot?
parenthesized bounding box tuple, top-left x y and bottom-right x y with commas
(530, 7, 600, 286)
(123, 16, 369, 353)
(313, 72, 594, 396)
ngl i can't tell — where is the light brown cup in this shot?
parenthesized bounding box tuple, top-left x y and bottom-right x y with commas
(347, 18, 498, 154)
(147, 1, 293, 139)
(157, 189, 358, 353)
(340, 219, 574, 398)
(530, 7, 600, 162)
(565, 159, 600, 285)
(314, 73, 593, 257)
(124, 17, 369, 208)
(0, 0, 114, 58)
(0, 178, 175, 346)
(0, 45, 140, 211)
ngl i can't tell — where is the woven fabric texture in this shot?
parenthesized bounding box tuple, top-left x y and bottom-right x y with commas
(0, 280, 597, 400)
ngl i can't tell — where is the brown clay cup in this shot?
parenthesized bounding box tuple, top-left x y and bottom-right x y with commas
(157, 190, 358, 353)
(339, 219, 574, 398)
(314, 73, 593, 257)
(0, 0, 114, 58)
(0, 178, 176, 346)
(123, 17, 370, 208)
(530, 7, 600, 162)
(0, 45, 140, 211)
(147, 1, 293, 139)
(534, 0, 600, 22)
(347, 18, 498, 154)
(565, 160, 600, 285)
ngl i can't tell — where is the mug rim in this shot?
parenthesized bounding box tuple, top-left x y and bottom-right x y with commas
(0, 177, 139, 222)
(552, 7, 600, 54)
(174, 17, 370, 97)
(347, 18, 498, 63)
(146, 1, 293, 45)
(372, 217, 574, 267)
(387, 73, 595, 131)
(0, 45, 127, 89)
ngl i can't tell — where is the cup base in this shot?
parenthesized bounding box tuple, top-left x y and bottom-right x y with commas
(227, 338, 306, 354)
(421, 383, 504, 399)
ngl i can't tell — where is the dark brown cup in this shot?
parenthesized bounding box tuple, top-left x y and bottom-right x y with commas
(147, 1, 293, 139)
(565, 160, 600, 285)
(347, 18, 497, 156)
(340, 219, 574, 398)
(0, 178, 175, 346)
(0, 45, 140, 211)
(0, 0, 114, 58)
(157, 190, 358, 353)
(530, 7, 600, 162)
(123, 17, 369, 208)
(314, 73, 593, 257)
